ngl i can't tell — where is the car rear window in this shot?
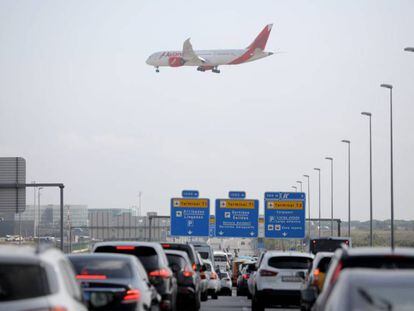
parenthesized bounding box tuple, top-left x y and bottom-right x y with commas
(318, 257, 332, 273)
(0, 264, 50, 301)
(344, 255, 414, 269)
(94, 246, 160, 272)
(268, 256, 312, 269)
(214, 255, 227, 262)
(166, 254, 187, 268)
(198, 251, 209, 260)
(69, 257, 132, 278)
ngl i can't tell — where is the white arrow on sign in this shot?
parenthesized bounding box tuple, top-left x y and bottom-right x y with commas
(282, 232, 288, 237)
(188, 230, 193, 235)
(219, 231, 224, 235)
(250, 232, 254, 236)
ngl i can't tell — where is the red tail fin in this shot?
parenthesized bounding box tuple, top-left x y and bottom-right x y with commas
(247, 24, 273, 50)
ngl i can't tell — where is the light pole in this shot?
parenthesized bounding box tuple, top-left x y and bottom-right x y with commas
(362, 112, 373, 246)
(314, 168, 321, 238)
(380, 83, 395, 249)
(404, 47, 414, 52)
(296, 181, 303, 192)
(325, 157, 334, 236)
(37, 187, 43, 238)
(303, 174, 311, 240)
(292, 186, 297, 192)
(341, 140, 351, 237)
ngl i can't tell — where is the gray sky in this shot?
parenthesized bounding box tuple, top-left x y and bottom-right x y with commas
(1, 0, 413, 221)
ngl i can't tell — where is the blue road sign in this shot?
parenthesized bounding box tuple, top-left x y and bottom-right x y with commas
(182, 190, 199, 198)
(209, 216, 216, 237)
(264, 192, 305, 239)
(229, 191, 246, 199)
(170, 198, 209, 237)
(215, 199, 259, 238)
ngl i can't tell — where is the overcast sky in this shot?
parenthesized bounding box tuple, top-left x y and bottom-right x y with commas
(1, 0, 413, 221)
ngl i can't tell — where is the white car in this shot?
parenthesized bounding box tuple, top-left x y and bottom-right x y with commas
(214, 250, 230, 273)
(203, 259, 221, 299)
(0, 245, 87, 311)
(219, 271, 232, 296)
(251, 251, 313, 311)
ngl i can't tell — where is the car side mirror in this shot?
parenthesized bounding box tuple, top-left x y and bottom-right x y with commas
(301, 287, 317, 304)
(297, 271, 306, 279)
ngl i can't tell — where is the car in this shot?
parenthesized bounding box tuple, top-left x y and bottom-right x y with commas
(190, 242, 215, 267)
(213, 250, 230, 274)
(165, 249, 200, 311)
(309, 237, 351, 254)
(247, 251, 267, 298)
(312, 247, 414, 310)
(300, 252, 333, 311)
(197, 252, 210, 302)
(203, 259, 220, 299)
(0, 244, 87, 311)
(160, 243, 203, 306)
(251, 251, 313, 311)
(93, 241, 177, 311)
(236, 261, 256, 297)
(321, 269, 414, 311)
(68, 253, 160, 311)
(218, 271, 232, 296)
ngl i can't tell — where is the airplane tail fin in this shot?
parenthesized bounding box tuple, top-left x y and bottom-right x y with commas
(246, 24, 273, 51)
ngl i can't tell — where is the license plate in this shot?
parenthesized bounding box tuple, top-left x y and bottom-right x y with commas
(282, 276, 301, 282)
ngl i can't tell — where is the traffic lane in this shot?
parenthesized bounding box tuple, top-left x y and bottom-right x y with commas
(200, 295, 299, 311)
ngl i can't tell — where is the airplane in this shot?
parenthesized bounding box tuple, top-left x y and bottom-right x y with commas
(146, 24, 274, 73)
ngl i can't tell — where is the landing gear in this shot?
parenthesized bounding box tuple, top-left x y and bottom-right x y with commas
(212, 66, 220, 73)
(155, 66, 159, 73)
(197, 66, 205, 72)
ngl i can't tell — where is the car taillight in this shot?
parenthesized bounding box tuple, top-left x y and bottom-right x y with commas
(183, 265, 194, 278)
(49, 307, 68, 311)
(200, 272, 206, 279)
(312, 268, 320, 285)
(149, 268, 172, 279)
(76, 274, 107, 280)
(122, 289, 141, 302)
(242, 273, 249, 280)
(192, 263, 197, 271)
(116, 245, 135, 250)
(331, 262, 343, 284)
(162, 244, 171, 248)
(259, 269, 278, 277)
(211, 272, 218, 280)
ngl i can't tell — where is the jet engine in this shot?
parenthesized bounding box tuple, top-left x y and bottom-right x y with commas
(168, 56, 185, 67)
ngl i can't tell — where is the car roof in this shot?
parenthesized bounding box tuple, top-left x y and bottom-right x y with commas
(340, 247, 414, 257)
(0, 245, 64, 263)
(214, 250, 227, 255)
(93, 241, 163, 251)
(264, 251, 314, 259)
(336, 268, 414, 285)
(67, 253, 137, 261)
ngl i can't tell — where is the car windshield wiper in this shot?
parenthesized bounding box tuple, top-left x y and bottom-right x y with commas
(357, 288, 393, 311)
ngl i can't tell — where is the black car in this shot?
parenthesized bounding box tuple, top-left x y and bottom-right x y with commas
(93, 242, 177, 311)
(68, 253, 160, 311)
(165, 250, 200, 311)
(236, 262, 256, 297)
(160, 243, 203, 305)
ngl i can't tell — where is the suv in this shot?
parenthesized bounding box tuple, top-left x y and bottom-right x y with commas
(251, 251, 313, 311)
(0, 245, 87, 311)
(312, 247, 414, 310)
(93, 241, 177, 311)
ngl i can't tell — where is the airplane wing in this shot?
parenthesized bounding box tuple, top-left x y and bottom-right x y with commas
(182, 38, 206, 64)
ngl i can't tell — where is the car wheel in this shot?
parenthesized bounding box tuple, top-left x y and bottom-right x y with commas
(247, 292, 252, 299)
(212, 292, 218, 300)
(251, 293, 264, 311)
(201, 291, 208, 302)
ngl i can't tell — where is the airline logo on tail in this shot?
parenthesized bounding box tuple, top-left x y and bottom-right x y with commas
(146, 24, 274, 73)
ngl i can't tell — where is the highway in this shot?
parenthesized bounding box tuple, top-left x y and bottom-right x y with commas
(200, 293, 299, 311)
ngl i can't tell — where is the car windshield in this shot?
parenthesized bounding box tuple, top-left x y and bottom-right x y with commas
(69, 257, 132, 278)
(94, 246, 160, 272)
(0, 264, 50, 302)
(354, 285, 414, 310)
(268, 256, 312, 269)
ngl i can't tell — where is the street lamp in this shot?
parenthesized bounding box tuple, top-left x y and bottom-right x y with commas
(314, 168, 321, 238)
(325, 157, 334, 236)
(380, 83, 395, 249)
(292, 186, 297, 192)
(303, 174, 311, 240)
(37, 187, 43, 238)
(296, 181, 303, 192)
(404, 47, 414, 52)
(341, 140, 351, 238)
(361, 112, 374, 246)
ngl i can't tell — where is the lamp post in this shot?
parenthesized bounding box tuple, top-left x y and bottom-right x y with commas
(314, 168, 321, 238)
(341, 140, 351, 237)
(325, 157, 334, 236)
(362, 112, 373, 246)
(303, 174, 311, 239)
(380, 83, 395, 249)
(404, 47, 414, 52)
(296, 181, 303, 192)
(37, 187, 43, 238)
(292, 186, 297, 192)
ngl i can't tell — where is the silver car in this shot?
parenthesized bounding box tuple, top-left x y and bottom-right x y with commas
(0, 245, 87, 311)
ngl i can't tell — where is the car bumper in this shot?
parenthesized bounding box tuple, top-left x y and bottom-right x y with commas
(256, 289, 301, 307)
